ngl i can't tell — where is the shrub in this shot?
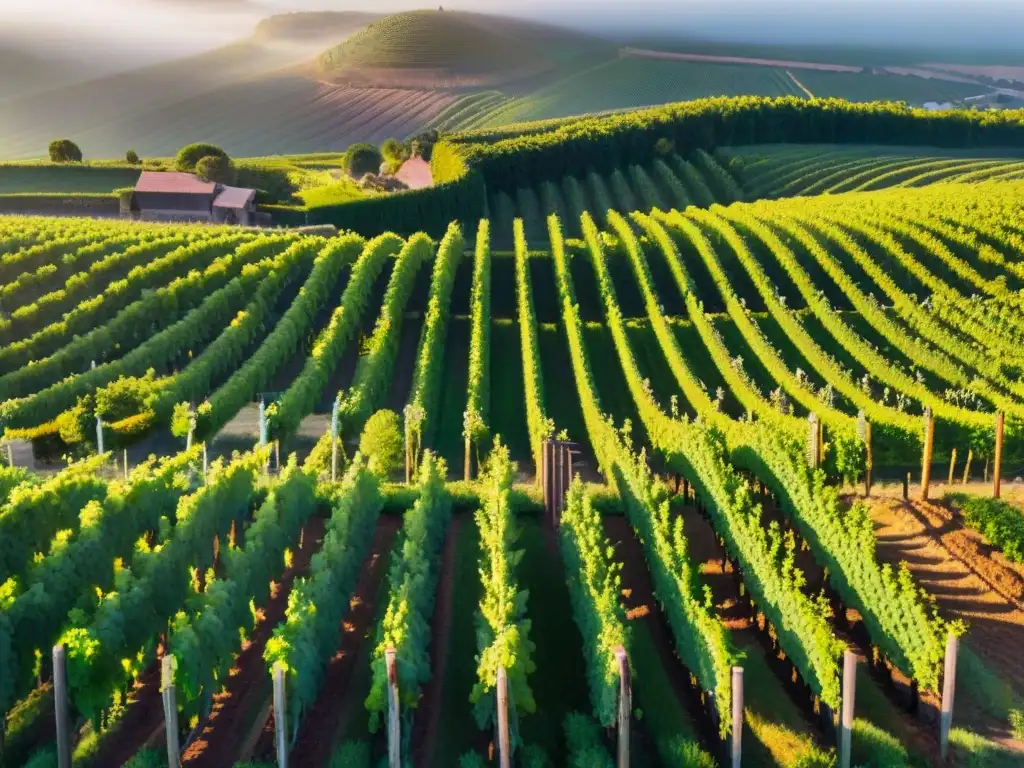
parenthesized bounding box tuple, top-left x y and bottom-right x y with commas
(344, 143, 384, 178)
(359, 410, 403, 477)
(125, 149, 140, 164)
(175, 142, 229, 172)
(851, 718, 908, 767)
(195, 154, 237, 185)
(48, 139, 82, 163)
(380, 138, 411, 173)
(123, 749, 166, 768)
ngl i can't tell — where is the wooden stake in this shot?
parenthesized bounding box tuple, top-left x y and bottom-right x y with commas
(731, 667, 743, 768)
(202, 442, 208, 480)
(464, 434, 472, 482)
(161, 655, 181, 768)
(994, 412, 1004, 499)
(839, 650, 857, 768)
(940, 634, 959, 760)
(948, 448, 957, 487)
(386, 648, 400, 768)
(808, 413, 820, 468)
(864, 422, 872, 497)
(404, 424, 411, 484)
(616, 647, 631, 768)
(274, 439, 280, 473)
(53, 645, 71, 768)
(273, 662, 288, 768)
(6, 442, 13, 467)
(920, 408, 934, 501)
(903, 473, 909, 501)
(496, 666, 511, 768)
(961, 448, 972, 485)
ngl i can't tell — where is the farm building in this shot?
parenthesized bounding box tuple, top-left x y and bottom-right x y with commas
(131, 171, 257, 225)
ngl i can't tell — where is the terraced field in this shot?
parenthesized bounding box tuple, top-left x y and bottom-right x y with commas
(720, 143, 1024, 199)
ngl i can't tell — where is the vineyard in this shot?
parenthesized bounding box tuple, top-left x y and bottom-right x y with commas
(3, 94, 1024, 768)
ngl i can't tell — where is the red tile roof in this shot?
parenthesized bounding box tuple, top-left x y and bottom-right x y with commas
(395, 157, 433, 190)
(213, 186, 257, 209)
(135, 171, 216, 195)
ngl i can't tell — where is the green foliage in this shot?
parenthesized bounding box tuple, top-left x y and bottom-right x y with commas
(23, 746, 58, 768)
(344, 143, 384, 178)
(48, 139, 82, 163)
(123, 748, 167, 768)
(175, 143, 229, 172)
(947, 493, 1024, 562)
(380, 138, 412, 173)
(564, 712, 613, 768)
(195, 154, 237, 185)
(359, 409, 404, 478)
(365, 451, 450, 727)
(125, 150, 140, 164)
(463, 219, 492, 454)
(470, 440, 537, 729)
(851, 718, 908, 767)
(328, 740, 372, 768)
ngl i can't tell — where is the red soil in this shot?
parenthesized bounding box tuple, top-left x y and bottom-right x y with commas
(410, 513, 462, 765)
(182, 515, 328, 768)
(277, 514, 401, 767)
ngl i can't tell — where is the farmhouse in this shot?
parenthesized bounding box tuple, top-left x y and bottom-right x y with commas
(131, 171, 257, 225)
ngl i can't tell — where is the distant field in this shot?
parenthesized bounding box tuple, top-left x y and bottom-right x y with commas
(720, 143, 1024, 198)
(470, 56, 805, 128)
(0, 165, 139, 194)
(795, 70, 986, 102)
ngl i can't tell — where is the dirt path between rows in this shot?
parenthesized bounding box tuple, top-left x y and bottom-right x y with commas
(411, 513, 462, 766)
(274, 515, 401, 767)
(182, 515, 327, 768)
(868, 497, 1024, 749)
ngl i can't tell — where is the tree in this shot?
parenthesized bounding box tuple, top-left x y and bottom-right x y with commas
(48, 139, 82, 163)
(125, 150, 140, 164)
(195, 155, 237, 185)
(359, 410, 403, 477)
(380, 138, 411, 174)
(175, 143, 229, 172)
(343, 143, 384, 178)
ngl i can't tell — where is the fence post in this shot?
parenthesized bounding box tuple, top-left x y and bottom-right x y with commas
(496, 666, 511, 768)
(731, 666, 743, 768)
(53, 645, 72, 768)
(961, 448, 972, 485)
(331, 399, 340, 483)
(161, 655, 180, 768)
(807, 413, 820, 468)
(258, 399, 267, 447)
(616, 647, 631, 768)
(993, 412, 1004, 499)
(839, 649, 857, 768)
(96, 416, 104, 456)
(542, 441, 553, 524)
(947, 448, 957, 487)
(903, 472, 909, 501)
(864, 422, 872, 496)
(273, 662, 288, 768)
(940, 633, 959, 760)
(404, 421, 411, 484)
(385, 648, 400, 768)
(464, 434, 472, 482)
(202, 442, 209, 480)
(920, 407, 934, 501)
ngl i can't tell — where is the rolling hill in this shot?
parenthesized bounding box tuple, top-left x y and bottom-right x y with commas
(316, 9, 614, 89)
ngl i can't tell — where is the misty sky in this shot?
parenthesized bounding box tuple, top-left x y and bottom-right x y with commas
(2, 0, 1021, 71)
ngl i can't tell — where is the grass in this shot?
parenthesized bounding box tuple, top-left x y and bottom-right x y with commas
(948, 728, 1021, 767)
(489, 319, 533, 471)
(431, 316, 470, 474)
(538, 322, 588, 447)
(430, 515, 482, 768)
(0, 165, 140, 194)
(516, 517, 590, 761)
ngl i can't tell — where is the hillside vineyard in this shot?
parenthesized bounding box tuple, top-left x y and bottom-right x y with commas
(2, 109, 1024, 767)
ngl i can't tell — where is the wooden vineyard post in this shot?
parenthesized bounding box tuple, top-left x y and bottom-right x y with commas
(202, 442, 209, 480)
(864, 422, 872, 496)
(962, 448, 972, 485)
(53, 645, 71, 768)
(96, 415, 104, 456)
(807, 413, 820, 468)
(616, 647, 631, 768)
(940, 633, 959, 760)
(5, 442, 13, 468)
(161, 655, 181, 768)
(404, 421, 411, 484)
(330, 399, 340, 483)
(273, 662, 288, 768)
(385, 648, 400, 768)
(920, 407, 934, 502)
(839, 649, 857, 768)
(496, 666, 511, 768)
(274, 440, 281, 474)
(903, 473, 909, 501)
(731, 666, 743, 768)
(948, 448, 957, 488)
(542, 440, 551, 521)
(258, 399, 267, 447)
(994, 412, 1004, 499)
(464, 434, 472, 481)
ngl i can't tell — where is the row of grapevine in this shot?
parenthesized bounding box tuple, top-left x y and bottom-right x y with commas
(469, 440, 537, 728)
(547, 212, 736, 734)
(263, 456, 383, 741)
(267, 234, 404, 441)
(0, 449, 202, 715)
(0, 241, 289, 436)
(463, 220, 492, 470)
(191, 235, 365, 443)
(0, 453, 110, 585)
(405, 222, 464, 458)
(513, 218, 553, 477)
(365, 451, 451, 726)
(558, 479, 631, 727)
(0, 232, 259, 373)
(612, 213, 952, 692)
(61, 450, 264, 725)
(170, 459, 317, 718)
(335, 233, 433, 438)
(0, 235, 194, 345)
